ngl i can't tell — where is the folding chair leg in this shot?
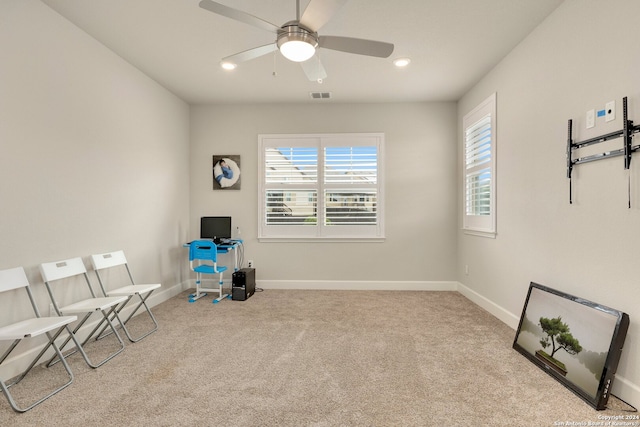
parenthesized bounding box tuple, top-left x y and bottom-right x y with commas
(93, 297, 134, 341)
(47, 311, 110, 367)
(47, 309, 126, 369)
(116, 293, 159, 342)
(95, 293, 159, 343)
(0, 328, 74, 413)
(46, 313, 93, 367)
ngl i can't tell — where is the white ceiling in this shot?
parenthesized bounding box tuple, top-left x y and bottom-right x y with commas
(40, 0, 563, 104)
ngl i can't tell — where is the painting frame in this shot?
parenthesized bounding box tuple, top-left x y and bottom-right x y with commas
(213, 154, 241, 190)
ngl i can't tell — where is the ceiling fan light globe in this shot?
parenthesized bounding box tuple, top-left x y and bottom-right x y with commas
(277, 24, 318, 62)
(280, 40, 316, 62)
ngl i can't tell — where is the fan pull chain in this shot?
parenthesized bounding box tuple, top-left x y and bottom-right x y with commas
(272, 50, 278, 77)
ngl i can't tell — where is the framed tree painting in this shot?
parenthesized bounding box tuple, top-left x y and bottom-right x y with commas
(213, 155, 241, 190)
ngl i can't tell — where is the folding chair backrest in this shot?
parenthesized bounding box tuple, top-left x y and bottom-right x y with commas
(40, 257, 98, 300)
(91, 250, 128, 270)
(0, 267, 43, 318)
(40, 257, 87, 282)
(0, 266, 29, 293)
(189, 240, 219, 263)
(90, 250, 136, 294)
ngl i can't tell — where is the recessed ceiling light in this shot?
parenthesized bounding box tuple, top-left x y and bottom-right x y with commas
(393, 58, 411, 68)
(221, 61, 237, 70)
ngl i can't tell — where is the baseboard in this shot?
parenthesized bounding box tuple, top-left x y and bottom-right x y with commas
(0, 281, 184, 381)
(257, 279, 459, 291)
(611, 374, 640, 410)
(455, 282, 521, 330)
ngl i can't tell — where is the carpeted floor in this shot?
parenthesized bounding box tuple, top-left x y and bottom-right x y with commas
(0, 289, 635, 426)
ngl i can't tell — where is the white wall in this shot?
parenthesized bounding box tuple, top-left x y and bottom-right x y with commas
(0, 0, 190, 376)
(190, 102, 458, 285)
(458, 0, 640, 406)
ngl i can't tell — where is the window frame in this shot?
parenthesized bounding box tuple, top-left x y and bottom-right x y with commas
(462, 93, 497, 238)
(258, 133, 385, 242)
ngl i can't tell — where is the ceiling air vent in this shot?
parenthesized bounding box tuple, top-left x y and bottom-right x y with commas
(310, 92, 332, 100)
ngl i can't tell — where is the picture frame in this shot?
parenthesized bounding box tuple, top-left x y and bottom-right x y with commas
(213, 155, 241, 190)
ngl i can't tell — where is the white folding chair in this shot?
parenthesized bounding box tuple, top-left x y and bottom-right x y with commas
(0, 267, 77, 413)
(40, 257, 128, 369)
(90, 251, 161, 343)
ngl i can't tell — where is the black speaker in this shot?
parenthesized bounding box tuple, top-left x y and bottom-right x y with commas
(232, 268, 255, 301)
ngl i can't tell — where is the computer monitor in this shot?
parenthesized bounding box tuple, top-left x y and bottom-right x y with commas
(200, 216, 231, 241)
(513, 282, 629, 410)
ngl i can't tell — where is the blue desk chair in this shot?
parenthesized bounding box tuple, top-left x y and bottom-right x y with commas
(189, 240, 229, 304)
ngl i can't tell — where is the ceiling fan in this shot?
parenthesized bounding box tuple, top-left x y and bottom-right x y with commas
(198, 0, 394, 82)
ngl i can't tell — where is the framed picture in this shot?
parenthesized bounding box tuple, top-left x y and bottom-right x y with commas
(213, 155, 241, 190)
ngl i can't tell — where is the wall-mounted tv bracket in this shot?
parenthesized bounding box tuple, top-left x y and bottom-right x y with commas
(567, 97, 640, 207)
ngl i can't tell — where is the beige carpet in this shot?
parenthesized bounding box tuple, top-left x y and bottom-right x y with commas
(0, 289, 634, 426)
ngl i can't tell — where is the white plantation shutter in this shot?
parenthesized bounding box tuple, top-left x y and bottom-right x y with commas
(465, 168, 491, 216)
(465, 114, 491, 217)
(324, 190, 377, 225)
(465, 116, 492, 172)
(265, 190, 318, 225)
(324, 147, 377, 183)
(324, 146, 378, 226)
(259, 134, 385, 241)
(264, 146, 319, 226)
(463, 93, 496, 237)
(265, 147, 318, 184)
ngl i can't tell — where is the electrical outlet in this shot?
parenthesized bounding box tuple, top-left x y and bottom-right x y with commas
(248, 260, 254, 268)
(464, 265, 469, 275)
(605, 100, 615, 122)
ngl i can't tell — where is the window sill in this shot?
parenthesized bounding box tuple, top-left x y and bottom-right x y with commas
(258, 237, 386, 243)
(463, 228, 496, 239)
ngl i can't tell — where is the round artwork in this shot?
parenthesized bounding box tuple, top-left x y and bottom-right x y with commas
(213, 156, 241, 189)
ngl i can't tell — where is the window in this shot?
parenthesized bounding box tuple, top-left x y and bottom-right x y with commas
(259, 133, 384, 241)
(463, 93, 496, 237)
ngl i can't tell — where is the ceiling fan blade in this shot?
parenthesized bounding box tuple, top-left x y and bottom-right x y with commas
(222, 43, 278, 65)
(299, 0, 348, 32)
(318, 35, 394, 58)
(199, 0, 279, 33)
(300, 55, 328, 82)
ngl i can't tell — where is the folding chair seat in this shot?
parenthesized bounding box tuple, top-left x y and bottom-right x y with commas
(40, 257, 128, 369)
(90, 251, 161, 343)
(188, 240, 229, 304)
(0, 267, 77, 413)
